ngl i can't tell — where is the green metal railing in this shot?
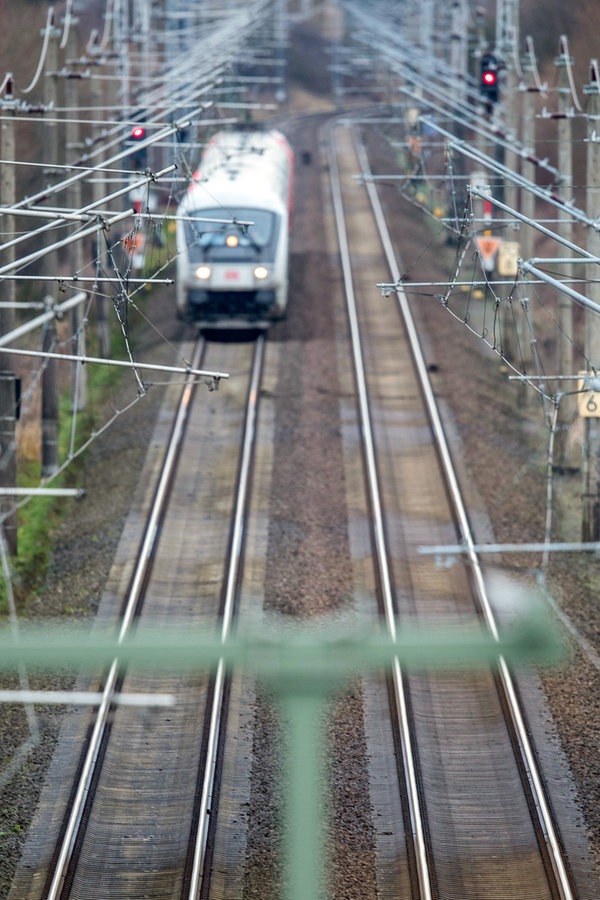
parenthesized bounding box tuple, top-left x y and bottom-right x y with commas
(0, 601, 565, 900)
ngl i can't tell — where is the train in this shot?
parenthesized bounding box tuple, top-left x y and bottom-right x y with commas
(175, 127, 294, 329)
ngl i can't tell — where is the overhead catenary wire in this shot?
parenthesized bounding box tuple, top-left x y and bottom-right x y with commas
(0, 0, 289, 535)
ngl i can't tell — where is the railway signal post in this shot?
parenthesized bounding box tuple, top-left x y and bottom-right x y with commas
(553, 37, 578, 470)
(583, 61, 600, 540)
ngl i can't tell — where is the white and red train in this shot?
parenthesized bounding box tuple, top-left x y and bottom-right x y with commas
(176, 127, 294, 329)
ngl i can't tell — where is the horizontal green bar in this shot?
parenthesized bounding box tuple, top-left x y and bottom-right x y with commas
(0, 611, 565, 686)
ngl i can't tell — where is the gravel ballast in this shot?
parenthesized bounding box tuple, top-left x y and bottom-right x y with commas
(2, 94, 600, 897)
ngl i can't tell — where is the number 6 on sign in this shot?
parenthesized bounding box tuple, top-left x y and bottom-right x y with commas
(578, 372, 600, 417)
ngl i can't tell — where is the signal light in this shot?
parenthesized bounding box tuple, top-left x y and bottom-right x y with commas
(480, 53, 500, 108)
(126, 124, 148, 169)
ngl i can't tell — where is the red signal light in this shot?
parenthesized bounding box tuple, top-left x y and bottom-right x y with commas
(479, 53, 500, 107)
(131, 125, 146, 140)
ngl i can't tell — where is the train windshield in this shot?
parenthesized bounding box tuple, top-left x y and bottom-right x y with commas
(185, 207, 279, 261)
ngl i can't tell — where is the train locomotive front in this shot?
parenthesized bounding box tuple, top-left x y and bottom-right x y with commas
(176, 128, 294, 329)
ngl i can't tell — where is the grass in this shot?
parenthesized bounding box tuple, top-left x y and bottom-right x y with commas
(0, 175, 175, 618)
(0, 303, 142, 617)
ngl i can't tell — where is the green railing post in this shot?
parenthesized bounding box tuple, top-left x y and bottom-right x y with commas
(282, 691, 328, 900)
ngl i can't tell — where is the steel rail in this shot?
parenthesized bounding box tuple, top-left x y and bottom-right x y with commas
(327, 120, 434, 900)
(45, 337, 206, 900)
(188, 335, 265, 899)
(355, 124, 575, 900)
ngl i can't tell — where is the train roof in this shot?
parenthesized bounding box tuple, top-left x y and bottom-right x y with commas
(180, 128, 293, 215)
(199, 128, 292, 178)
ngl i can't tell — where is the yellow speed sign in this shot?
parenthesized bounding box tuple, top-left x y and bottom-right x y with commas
(578, 372, 600, 418)
(497, 240, 520, 277)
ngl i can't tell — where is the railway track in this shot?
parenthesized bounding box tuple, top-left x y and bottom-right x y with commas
(10, 335, 265, 898)
(9, 109, 595, 900)
(327, 118, 576, 898)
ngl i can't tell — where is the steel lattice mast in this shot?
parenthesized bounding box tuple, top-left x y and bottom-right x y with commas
(495, 0, 519, 59)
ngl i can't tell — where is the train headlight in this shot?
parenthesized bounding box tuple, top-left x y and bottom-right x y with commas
(195, 265, 212, 280)
(254, 265, 269, 280)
